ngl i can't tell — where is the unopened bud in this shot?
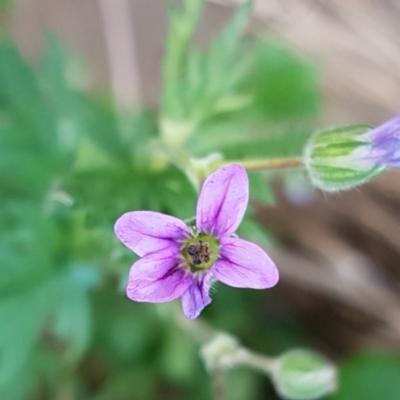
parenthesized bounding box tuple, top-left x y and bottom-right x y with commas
(303, 122, 395, 192)
(270, 349, 337, 400)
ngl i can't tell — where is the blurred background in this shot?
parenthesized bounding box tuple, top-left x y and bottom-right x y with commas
(2, 0, 400, 399)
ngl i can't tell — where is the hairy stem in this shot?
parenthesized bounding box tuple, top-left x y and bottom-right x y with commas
(216, 157, 304, 171)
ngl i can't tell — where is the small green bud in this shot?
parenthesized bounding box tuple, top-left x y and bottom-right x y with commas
(200, 333, 240, 371)
(270, 349, 337, 400)
(304, 125, 385, 192)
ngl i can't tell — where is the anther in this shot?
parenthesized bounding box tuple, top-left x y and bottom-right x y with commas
(186, 240, 212, 267)
(192, 255, 201, 265)
(187, 245, 198, 256)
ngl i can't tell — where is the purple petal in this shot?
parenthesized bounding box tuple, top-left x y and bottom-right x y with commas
(370, 137, 400, 166)
(115, 211, 190, 257)
(126, 248, 193, 302)
(181, 274, 212, 319)
(363, 115, 400, 143)
(196, 164, 248, 237)
(212, 237, 279, 289)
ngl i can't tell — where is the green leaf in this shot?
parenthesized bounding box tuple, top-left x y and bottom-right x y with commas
(0, 203, 55, 296)
(237, 216, 273, 248)
(0, 39, 59, 151)
(160, 323, 199, 383)
(160, 1, 254, 146)
(0, 0, 13, 12)
(0, 280, 54, 392)
(244, 41, 320, 120)
(335, 352, 400, 400)
(52, 265, 97, 364)
(197, 123, 311, 160)
(162, 0, 205, 121)
(248, 171, 275, 204)
(0, 39, 72, 196)
(91, 367, 156, 400)
(227, 369, 262, 400)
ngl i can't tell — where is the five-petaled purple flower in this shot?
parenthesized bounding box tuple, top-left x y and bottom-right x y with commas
(114, 164, 279, 319)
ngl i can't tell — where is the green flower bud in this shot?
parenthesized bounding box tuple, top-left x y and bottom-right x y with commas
(304, 125, 386, 192)
(270, 349, 337, 400)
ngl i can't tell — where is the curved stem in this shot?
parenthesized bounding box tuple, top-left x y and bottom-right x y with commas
(174, 308, 274, 373)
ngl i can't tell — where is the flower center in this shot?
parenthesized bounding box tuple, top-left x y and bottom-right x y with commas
(183, 234, 219, 273)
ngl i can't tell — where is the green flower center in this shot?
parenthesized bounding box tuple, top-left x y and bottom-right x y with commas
(183, 233, 219, 273)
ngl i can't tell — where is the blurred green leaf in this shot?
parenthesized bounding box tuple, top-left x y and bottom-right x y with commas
(161, 0, 254, 146)
(92, 367, 156, 400)
(0, 0, 13, 12)
(237, 215, 273, 248)
(335, 352, 400, 400)
(0, 203, 55, 296)
(0, 39, 72, 196)
(92, 290, 161, 365)
(226, 369, 262, 400)
(162, 0, 205, 121)
(0, 40, 61, 152)
(193, 117, 312, 161)
(160, 323, 199, 383)
(0, 280, 54, 394)
(248, 171, 275, 204)
(52, 265, 96, 364)
(39, 36, 134, 164)
(244, 41, 320, 120)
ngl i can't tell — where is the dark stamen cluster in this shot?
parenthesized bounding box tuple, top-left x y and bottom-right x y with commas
(187, 240, 211, 266)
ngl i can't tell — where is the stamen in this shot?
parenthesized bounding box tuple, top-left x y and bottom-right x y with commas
(182, 234, 220, 273)
(186, 240, 211, 268)
(187, 245, 198, 256)
(193, 255, 201, 265)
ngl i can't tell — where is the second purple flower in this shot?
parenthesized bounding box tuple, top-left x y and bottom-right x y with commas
(114, 164, 279, 319)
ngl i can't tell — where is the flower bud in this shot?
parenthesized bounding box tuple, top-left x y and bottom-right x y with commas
(270, 349, 337, 400)
(303, 121, 398, 192)
(200, 333, 240, 370)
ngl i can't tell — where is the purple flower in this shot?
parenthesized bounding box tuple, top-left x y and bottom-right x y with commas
(114, 164, 279, 319)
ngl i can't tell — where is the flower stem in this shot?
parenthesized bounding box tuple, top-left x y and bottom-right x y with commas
(216, 157, 304, 171)
(224, 348, 273, 373)
(173, 308, 274, 372)
(212, 368, 227, 400)
(168, 305, 277, 399)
